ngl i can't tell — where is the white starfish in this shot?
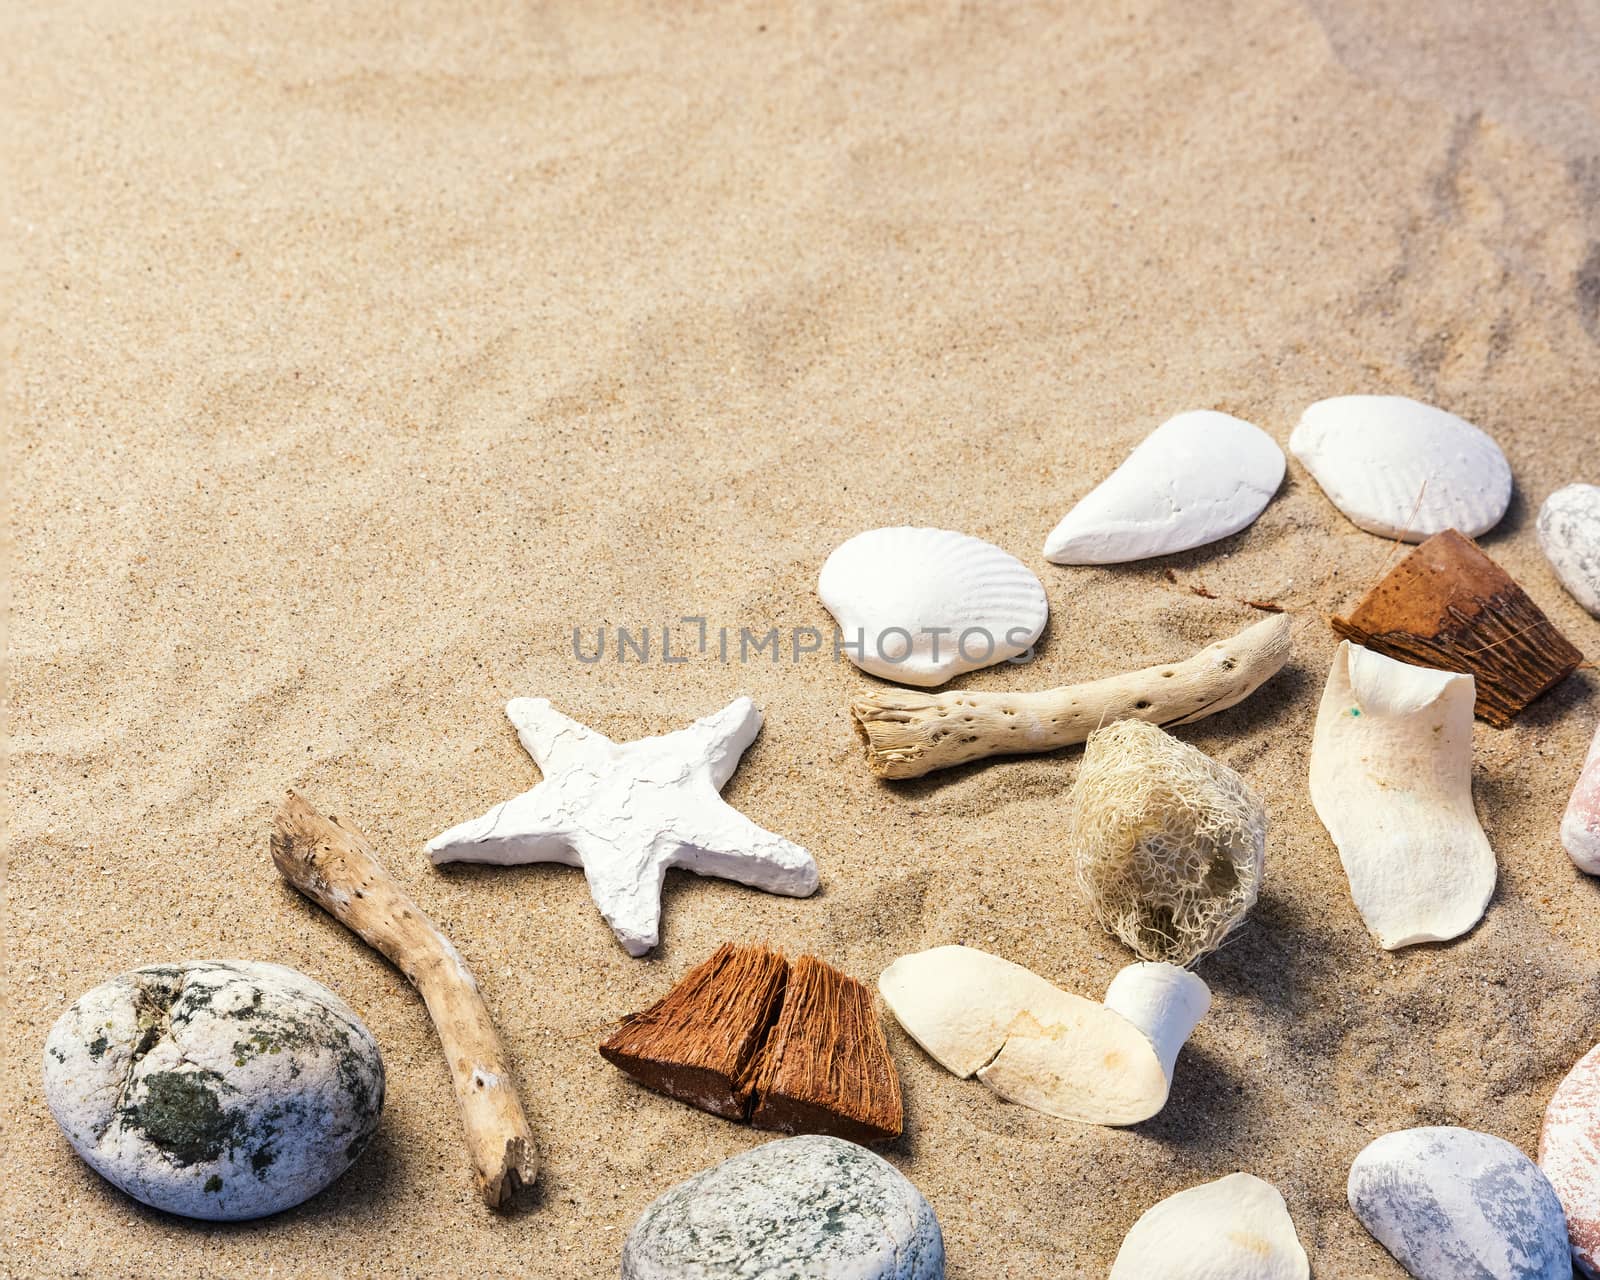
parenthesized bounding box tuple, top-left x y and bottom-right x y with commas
(426, 696, 820, 956)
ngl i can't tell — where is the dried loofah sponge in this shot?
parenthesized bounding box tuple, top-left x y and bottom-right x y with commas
(1070, 719, 1266, 966)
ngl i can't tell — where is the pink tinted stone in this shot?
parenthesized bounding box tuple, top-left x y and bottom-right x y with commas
(1563, 722, 1600, 875)
(1540, 1039, 1600, 1277)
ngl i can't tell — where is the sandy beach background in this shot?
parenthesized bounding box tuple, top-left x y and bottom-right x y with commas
(7, 1, 1600, 1275)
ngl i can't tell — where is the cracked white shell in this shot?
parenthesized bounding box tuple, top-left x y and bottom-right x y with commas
(1538, 483, 1600, 618)
(1043, 410, 1286, 564)
(818, 527, 1048, 686)
(877, 945, 1208, 1126)
(1309, 643, 1495, 949)
(1290, 395, 1512, 541)
(1109, 1172, 1310, 1280)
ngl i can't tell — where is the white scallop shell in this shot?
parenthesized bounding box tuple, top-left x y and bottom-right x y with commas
(1042, 410, 1286, 564)
(1537, 483, 1600, 618)
(818, 527, 1047, 687)
(1289, 395, 1512, 541)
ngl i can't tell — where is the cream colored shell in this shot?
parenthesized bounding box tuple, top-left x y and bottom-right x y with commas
(877, 945, 1208, 1126)
(1309, 642, 1495, 949)
(1110, 1173, 1310, 1279)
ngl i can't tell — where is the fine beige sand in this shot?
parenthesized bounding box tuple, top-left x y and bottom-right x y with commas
(6, 2, 1600, 1276)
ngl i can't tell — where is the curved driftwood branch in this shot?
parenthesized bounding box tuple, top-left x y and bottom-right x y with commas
(849, 614, 1291, 779)
(271, 788, 538, 1208)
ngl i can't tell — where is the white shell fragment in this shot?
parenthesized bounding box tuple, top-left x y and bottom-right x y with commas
(817, 526, 1048, 687)
(43, 961, 384, 1221)
(621, 1134, 945, 1280)
(1349, 1126, 1569, 1279)
(1043, 410, 1286, 564)
(1538, 1039, 1600, 1276)
(426, 696, 819, 957)
(1289, 395, 1512, 541)
(1309, 642, 1495, 949)
(1564, 722, 1600, 875)
(1538, 483, 1600, 618)
(877, 945, 1208, 1126)
(1109, 1172, 1310, 1280)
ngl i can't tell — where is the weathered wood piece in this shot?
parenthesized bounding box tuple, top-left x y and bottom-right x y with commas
(600, 944, 903, 1144)
(600, 943, 788, 1120)
(271, 788, 537, 1209)
(849, 614, 1291, 779)
(1330, 529, 1582, 726)
(738, 955, 903, 1145)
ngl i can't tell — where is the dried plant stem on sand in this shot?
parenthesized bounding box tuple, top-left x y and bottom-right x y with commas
(271, 789, 538, 1209)
(850, 614, 1291, 779)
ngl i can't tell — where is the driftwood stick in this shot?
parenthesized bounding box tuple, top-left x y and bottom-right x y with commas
(270, 788, 538, 1208)
(850, 614, 1292, 779)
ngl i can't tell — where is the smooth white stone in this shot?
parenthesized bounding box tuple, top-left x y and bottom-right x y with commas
(43, 961, 384, 1221)
(427, 697, 819, 956)
(1109, 1172, 1310, 1279)
(1537, 483, 1600, 618)
(1042, 410, 1285, 564)
(818, 527, 1048, 687)
(1539, 1039, 1600, 1277)
(621, 1135, 944, 1280)
(1290, 395, 1512, 541)
(1348, 1126, 1568, 1279)
(1309, 643, 1495, 949)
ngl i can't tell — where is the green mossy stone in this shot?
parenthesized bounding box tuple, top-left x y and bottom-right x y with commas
(43, 960, 384, 1221)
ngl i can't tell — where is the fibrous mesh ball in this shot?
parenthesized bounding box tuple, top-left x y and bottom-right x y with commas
(1069, 718, 1266, 966)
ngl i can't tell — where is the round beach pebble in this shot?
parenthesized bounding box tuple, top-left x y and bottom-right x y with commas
(1540, 1039, 1600, 1277)
(1348, 1126, 1568, 1279)
(43, 960, 384, 1220)
(1537, 483, 1600, 618)
(1289, 395, 1512, 542)
(621, 1134, 944, 1280)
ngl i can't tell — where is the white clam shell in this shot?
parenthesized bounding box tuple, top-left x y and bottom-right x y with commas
(1537, 483, 1600, 618)
(1043, 410, 1286, 564)
(1109, 1172, 1310, 1279)
(1309, 642, 1495, 949)
(818, 527, 1048, 687)
(1289, 395, 1512, 541)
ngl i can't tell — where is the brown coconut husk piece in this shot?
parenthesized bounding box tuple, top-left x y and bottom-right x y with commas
(598, 942, 787, 1119)
(736, 955, 904, 1145)
(599, 944, 903, 1143)
(1331, 529, 1583, 727)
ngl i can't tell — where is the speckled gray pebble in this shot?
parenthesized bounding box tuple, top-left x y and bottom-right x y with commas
(621, 1134, 945, 1280)
(43, 960, 384, 1220)
(1538, 483, 1600, 618)
(1347, 1126, 1568, 1279)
